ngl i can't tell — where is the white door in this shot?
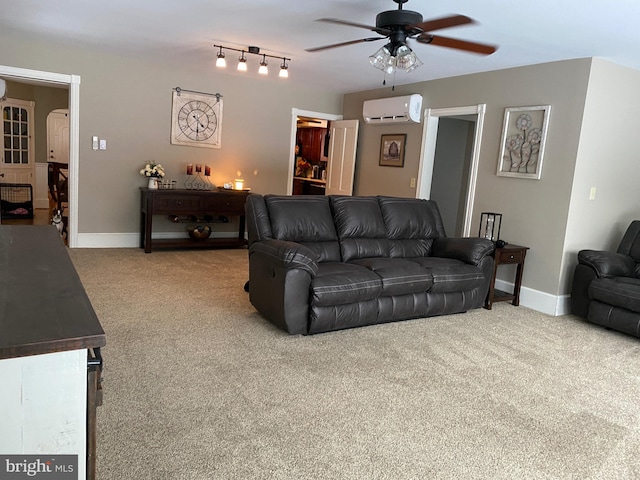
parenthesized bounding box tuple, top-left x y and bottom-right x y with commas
(325, 119, 359, 196)
(1, 98, 35, 184)
(47, 109, 70, 165)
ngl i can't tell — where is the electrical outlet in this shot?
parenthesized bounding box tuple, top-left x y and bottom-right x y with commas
(92, 136, 98, 150)
(589, 186, 597, 200)
(410, 177, 416, 188)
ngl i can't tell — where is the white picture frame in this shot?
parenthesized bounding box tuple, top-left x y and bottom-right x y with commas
(497, 105, 551, 180)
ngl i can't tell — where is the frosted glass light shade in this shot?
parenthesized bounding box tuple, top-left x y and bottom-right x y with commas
(369, 45, 395, 74)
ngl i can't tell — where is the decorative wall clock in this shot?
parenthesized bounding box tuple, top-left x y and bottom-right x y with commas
(170, 88, 223, 149)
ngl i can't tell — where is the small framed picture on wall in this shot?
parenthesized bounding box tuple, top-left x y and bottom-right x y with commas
(379, 134, 406, 167)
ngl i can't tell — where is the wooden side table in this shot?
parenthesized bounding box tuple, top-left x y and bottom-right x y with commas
(485, 244, 529, 310)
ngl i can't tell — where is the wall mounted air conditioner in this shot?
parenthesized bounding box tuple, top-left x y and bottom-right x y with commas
(362, 94, 423, 124)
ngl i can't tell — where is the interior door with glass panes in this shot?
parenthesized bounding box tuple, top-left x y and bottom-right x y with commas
(1, 99, 35, 184)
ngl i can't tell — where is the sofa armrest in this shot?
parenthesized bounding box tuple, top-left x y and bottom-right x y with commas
(577, 249, 636, 278)
(432, 237, 495, 266)
(249, 239, 319, 277)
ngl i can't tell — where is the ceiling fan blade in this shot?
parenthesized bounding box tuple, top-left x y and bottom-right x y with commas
(316, 18, 391, 36)
(412, 14, 475, 33)
(417, 34, 497, 55)
(306, 37, 384, 53)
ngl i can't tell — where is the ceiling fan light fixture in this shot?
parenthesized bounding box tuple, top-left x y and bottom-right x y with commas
(395, 44, 422, 72)
(237, 51, 247, 71)
(369, 45, 395, 73)
(258, 54, 268, 75)
(216, 46, 226, 67)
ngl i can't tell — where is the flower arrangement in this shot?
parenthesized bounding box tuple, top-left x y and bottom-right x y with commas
(139, 162, 165, 178)
(295, 158, 312, 177)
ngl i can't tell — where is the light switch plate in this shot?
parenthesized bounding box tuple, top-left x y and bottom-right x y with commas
(92, 136, 98, 150)
(99, 139, 107, 150)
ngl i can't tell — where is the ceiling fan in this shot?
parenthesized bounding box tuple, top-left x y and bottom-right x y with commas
(306, 0, 497, 75)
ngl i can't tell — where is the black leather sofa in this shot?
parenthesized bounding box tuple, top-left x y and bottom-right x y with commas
(572, 221, 640, 338)
(245, 194, 495, 335)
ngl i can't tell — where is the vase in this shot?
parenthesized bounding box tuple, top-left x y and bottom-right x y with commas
(148, 177, 158, 189)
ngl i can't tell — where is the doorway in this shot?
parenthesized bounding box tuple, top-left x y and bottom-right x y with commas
(416, 104, 486, 237)
(0, 65, 80, 246)
(288, 109, 341, 195)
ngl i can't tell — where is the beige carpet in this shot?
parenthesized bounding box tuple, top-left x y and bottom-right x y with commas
(69, 248, 640, 480)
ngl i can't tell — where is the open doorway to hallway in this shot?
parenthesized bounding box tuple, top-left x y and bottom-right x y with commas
(417, 104, 486, 237)
(0, 65, 80, 246)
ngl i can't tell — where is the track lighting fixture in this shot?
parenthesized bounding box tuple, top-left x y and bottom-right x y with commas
(213, 44, 290, 78)
(258, 55, 268, 75)
(237, 51, 247, 71)
(279, 58, 289, 78)
(215, 46, 226, 68)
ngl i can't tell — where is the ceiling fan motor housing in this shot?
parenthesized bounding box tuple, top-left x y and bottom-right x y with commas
(376, 10, 423, 29)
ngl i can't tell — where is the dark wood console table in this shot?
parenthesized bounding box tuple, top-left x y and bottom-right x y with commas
(485, 243, 529, 310)
(140, 188, 250, 253)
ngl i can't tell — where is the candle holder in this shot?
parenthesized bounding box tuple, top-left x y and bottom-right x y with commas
(192, 172, 205, 190)
(185, 164, 194, 189)
(203, 165, 213, 190)
(234, 179, 244, 190)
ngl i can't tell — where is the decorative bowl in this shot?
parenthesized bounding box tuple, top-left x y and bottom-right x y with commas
(187, 225, 211, 241)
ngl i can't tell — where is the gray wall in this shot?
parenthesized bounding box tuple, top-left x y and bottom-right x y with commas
(344, 59, 593, 297)
(561, 58, 640, 292)
(0, 32, 342, 234)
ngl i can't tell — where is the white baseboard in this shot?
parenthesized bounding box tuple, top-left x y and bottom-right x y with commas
(494, 279, 571, 317)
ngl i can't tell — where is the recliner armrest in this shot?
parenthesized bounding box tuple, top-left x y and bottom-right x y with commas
(249, 239, 319, 276)
(577, 249, 636, 278)
(432, 237, 495, 266)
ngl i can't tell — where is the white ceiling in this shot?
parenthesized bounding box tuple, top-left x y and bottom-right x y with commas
(4, 0, 640, 93)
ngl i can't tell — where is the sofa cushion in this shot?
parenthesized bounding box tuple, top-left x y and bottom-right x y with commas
(331, 196, 389, 261)
(349, 258, 433, 296)
(311, 262, 383, 307)
(408, 257, 485, 293)
(378, 197, 445, 258)
(589, 277, 640, 314)
(265, 195, 341, 262)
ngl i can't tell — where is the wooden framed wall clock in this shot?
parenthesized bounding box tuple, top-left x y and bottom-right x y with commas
(170, 88, 223, 148)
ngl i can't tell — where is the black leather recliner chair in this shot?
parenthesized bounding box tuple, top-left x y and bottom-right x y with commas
(571, 221, 640, 337)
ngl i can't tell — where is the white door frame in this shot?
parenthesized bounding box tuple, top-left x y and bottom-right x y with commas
(288, 109, 342, 195)
(416, 104, 486, 236)
(0, 65, 80, 247)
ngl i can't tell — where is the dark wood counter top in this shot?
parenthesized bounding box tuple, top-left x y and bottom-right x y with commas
(0, 225, 105, 360)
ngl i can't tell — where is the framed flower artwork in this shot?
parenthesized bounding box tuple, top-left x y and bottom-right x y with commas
(497, 105, 551, 179)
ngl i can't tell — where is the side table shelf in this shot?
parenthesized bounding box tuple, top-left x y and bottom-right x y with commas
(485, 244, 529, 310)
(140, 188, 250, 253)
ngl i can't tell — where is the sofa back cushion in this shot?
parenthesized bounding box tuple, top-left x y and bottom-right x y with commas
(618, 221, 640, 270)
(264, 195, 341, 262)
(331, 196, 389, 262)
(378, 197, 445, 257)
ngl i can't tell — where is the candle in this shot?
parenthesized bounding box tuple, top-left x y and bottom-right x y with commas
(234, 179, 244, 190)
(186, 164, 193, 175)
(204, 165, 211, 176)
(195, 164, 202, 173)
